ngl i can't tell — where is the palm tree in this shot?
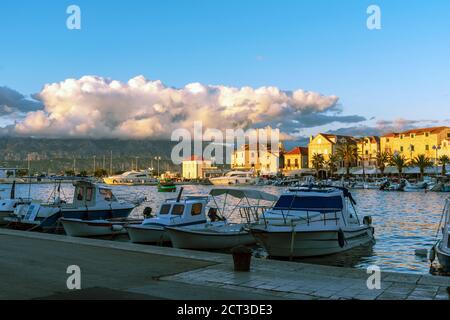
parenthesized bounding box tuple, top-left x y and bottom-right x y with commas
(311, 153, 325, 178)
(439, 155, 449, 176)
(410, 154, 433, 180)
(375, 152, 390, 176)
(389, 153, 409, 178)
(336, 142, 358, 177)
(324, 153, 339, 179)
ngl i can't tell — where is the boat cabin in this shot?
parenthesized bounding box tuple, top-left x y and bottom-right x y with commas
(264, 187, 360, 226)
(149, 196, 209, 225)
(70, 180, 118, 208)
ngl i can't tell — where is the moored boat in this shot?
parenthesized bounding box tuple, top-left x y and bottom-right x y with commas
(209, 170, 256, 186)
(430, 198, 450, 272)
(61, 217, 142, 237)
(126, 189, 209, 243)
(249, 186, 375, 258)
(166, 188, 278, 250)
(0, 181, 32, 225)
(157, 179, 177, 192)
(6, 178, 139, 230)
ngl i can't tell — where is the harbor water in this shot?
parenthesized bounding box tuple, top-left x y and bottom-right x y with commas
(3, 183, 448, 275)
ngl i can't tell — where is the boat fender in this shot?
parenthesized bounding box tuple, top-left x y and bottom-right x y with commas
(111, 225, 124, 232)
(338, 229, 346, 248)
(429, 245, 436, 263)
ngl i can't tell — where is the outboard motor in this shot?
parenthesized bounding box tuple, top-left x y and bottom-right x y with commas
(143, 207, 153, 218)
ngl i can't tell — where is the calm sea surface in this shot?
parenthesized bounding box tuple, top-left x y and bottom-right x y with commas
(3, 183, 449, 274)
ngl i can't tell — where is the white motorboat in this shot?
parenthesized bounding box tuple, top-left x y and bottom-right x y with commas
(0, 181, 31, 225)
(430, 198, 450, 272)
(250, 186, 375, 258)
(126, 189, 210, 243)
(6, 178, 140, 230)
(166, 188, 278, 250)
(209, 171, 256, 186)
(103, 169, 158, 185)
(60, 217, 142, 237)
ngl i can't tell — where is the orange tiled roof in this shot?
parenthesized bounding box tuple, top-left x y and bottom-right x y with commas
(285, 147, 308, 156)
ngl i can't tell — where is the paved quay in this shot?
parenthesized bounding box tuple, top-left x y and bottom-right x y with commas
(1, 228, 449, 300)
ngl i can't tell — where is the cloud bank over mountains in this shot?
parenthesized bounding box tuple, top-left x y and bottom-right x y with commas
(4, 75, 443, 140)
(3, 75, 361, 139)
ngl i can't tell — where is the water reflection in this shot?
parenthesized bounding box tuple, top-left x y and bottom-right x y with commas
(4, 183, 448, 274)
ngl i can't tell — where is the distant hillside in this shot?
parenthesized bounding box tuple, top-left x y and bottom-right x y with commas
(0, 137, 179, 174)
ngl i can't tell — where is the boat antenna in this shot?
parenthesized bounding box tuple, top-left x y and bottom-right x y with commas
(176, 187, 184, 202)
(10, 180, 16, 199)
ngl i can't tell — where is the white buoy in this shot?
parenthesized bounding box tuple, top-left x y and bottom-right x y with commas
(111, 225, 124, 232)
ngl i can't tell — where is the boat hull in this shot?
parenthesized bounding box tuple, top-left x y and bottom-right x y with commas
(250, 226, 374, 258)
(0, 211, 13, 225)
(166, 227, 256, 250)
(60, 218, 137, 237)
(436, 242, 450, 272)
(126, 225, 170, 243)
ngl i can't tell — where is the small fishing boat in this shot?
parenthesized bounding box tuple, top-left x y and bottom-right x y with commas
(157, 179, 177, 192)
(249, 186, 375, 258)
(166, 188, 278, 250)
(0, 181, 31, 225)
(430, 198, 450, 272)
(60, 217, 143, 237)
(6, 178, 140, 230)
(126, 188, 209, 243)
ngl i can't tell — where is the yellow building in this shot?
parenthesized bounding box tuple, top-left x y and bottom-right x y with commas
(308, 133, 357, 168)
(380, 126, 450, 162)
(357, 136, 380, 167)
(284, 147, 309, 172)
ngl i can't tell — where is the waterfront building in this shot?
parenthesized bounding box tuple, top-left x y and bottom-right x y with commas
(380, 126, 450, 162)
(283, 147, 309, 173)
(231, 143, 283, 176)
(308, 133, 357, 168)
(182, 156, 214, 179)
(357, 136, 380, 167)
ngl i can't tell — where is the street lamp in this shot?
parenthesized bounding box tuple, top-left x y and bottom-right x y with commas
(154, 156, 162, 177)
(432, 145, 441, 174)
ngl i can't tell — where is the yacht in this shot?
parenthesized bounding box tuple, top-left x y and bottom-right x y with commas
(249, 186, 375, 258)
(430, 198, 450, 272)
(103, 170, 158, 185)
(6, 179, 138, 230)
(209, 171, 256, 186)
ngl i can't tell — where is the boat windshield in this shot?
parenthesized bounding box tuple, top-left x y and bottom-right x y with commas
(160, 204, 171, 215)
(273, 195, 343, 212)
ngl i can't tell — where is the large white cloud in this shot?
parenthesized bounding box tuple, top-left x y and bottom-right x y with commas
(14, 75, 341, 139)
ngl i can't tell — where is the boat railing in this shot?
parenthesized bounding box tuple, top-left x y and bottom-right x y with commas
(260, 207, 345, 228)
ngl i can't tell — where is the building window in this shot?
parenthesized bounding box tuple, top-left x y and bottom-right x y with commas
(386, 138, 390, 142)
(287, 159, 291, 167)
(410, 134, 415, 138)
(425, 145, 429, 151)
(410, 145, 415, 151)
(425, 133, 429, 137)
(400, 146, 404, 152)
(400, 135, 403, 139)
(295, 159, 299, 168)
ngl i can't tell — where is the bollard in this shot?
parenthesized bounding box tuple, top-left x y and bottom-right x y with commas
(231, 245, 252, 272)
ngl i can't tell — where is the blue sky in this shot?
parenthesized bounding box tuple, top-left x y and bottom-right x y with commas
(0, 0, 449, 138)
